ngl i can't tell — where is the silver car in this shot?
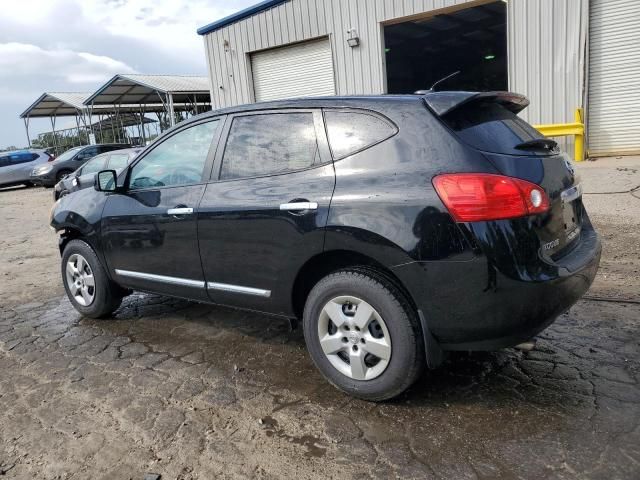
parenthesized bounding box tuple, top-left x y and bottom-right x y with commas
(53, 148, 142, 200)
(0, 149, 52, 189)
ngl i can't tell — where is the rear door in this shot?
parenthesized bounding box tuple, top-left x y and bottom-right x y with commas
(197, 109, 335, 315)
(101, 118, 224, 300)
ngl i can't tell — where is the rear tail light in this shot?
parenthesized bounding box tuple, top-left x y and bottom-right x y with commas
(432, 173, 550, 222)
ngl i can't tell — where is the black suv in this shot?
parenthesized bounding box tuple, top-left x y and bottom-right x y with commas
(50, 92, 601, 400)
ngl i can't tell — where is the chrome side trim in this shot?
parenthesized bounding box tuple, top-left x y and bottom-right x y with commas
(279, 202, 318, 211)
(115, 269, 205, 288)
(207, 282, 271, 298)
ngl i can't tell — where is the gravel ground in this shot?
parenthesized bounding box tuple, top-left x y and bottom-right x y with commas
(0, 157, 639, 480)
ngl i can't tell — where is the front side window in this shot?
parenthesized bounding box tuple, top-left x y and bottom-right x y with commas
(129, 120, 219, 190)
(80, 155, 107, 175)
(76, 147, 99, 161)
(220, 113, 320, 180)
(324, 110, 397, 160)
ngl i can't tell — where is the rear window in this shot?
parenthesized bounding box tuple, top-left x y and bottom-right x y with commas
(442, 102, 550, 156)
(324, 111, 397, 160)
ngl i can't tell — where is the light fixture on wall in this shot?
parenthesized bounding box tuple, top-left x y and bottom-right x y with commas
(347, 29, 360, 48)
(223, 39, 230, 52)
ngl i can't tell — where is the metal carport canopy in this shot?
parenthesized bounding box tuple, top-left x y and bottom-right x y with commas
(19, 92, 163, 118)
(84, 74, 211, 105)
(20, 92, 93, 118)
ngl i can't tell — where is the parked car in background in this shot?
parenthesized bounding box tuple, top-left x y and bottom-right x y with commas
(31, 143, 130, 187)
(50, 92, 601, 401)
(54, 148, 142, 200)
(0, 149, 52, 189)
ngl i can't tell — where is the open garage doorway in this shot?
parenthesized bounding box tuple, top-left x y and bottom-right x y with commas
(384, 1, 507, 93)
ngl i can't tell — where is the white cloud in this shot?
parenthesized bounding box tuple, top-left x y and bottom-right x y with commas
(0, 0, 255, 147)
(0, 43, 136, 86)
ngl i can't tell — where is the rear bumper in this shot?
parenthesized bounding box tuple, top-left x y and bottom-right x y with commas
(392, 226, 601, 351)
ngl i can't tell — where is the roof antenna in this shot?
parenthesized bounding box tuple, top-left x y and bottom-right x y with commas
(414, 70, 461, 94)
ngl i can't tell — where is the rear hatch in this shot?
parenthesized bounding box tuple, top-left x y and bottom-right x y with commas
(424, 91, 583, 260)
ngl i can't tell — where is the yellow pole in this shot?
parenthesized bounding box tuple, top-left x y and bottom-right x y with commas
(574, 108, 584, 162)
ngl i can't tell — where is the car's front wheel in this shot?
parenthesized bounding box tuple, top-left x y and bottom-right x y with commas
(61, 240, 123, 318)
(303, 269, 424, 401)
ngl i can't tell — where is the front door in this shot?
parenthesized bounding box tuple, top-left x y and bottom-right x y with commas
(101, 118, 223, 300)
(198, 110, 335, 315)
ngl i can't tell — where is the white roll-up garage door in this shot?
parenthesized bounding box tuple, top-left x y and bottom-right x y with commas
(588, 0, 640, 156)
(251, 38, 336, 102)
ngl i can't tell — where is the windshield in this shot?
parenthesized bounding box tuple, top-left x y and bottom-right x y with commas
(55, 146, 83, 162)
(442, 102, 551, 156)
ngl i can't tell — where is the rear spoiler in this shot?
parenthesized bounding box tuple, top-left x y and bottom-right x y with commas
(421, 91, 530, 116)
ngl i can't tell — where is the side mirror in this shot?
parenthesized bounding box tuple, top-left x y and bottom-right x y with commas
(95, 170, 118, 192)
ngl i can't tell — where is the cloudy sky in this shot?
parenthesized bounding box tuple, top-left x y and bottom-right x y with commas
(0, 0, 255, 149)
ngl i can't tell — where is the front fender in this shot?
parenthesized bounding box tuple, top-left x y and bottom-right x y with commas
(50, 189, 109, 268)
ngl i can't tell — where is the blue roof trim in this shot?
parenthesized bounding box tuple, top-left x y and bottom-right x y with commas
(197, 0, 289, 35)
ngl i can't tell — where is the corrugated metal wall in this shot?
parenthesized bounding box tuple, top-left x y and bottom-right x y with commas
(203, 0, 486, 108)
(202, 0, 588, 152)
(588, 0, 640, 156)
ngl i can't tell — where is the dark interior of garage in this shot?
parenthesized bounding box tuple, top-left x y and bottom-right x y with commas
(384, 1, 507, 93)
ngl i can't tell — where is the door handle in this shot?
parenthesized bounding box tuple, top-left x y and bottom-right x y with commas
(167, 207, 194, 215)
(279, 202, 318, 211)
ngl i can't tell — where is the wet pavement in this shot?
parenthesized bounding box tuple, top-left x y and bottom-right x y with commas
(1, 157, 640, 479)
(1, 293, 639, 479)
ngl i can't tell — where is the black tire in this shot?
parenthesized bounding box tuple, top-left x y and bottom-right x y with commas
(61, 239, 123, 318)
(56, 170, 72, 182)
(303, 269, 424, 401)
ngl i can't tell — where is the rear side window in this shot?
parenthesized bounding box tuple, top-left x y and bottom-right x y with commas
(442, 102, 548, 155)
(0, 152, 38, 167)
(220, 113, 320, 180)
(324, 111, 397, 160)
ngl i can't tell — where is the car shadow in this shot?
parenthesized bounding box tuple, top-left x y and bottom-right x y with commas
(70, 293, 602, 420)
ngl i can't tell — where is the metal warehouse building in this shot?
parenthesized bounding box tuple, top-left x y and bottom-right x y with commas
(198, 0, 640, 158)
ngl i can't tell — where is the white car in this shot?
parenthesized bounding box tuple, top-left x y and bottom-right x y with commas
(0, 149, 52, 189)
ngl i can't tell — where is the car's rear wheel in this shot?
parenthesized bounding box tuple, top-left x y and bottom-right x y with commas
(61, 240, 123, 318)
(303, 269, 424, 401)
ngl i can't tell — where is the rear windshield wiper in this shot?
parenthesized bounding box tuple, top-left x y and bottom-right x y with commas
(514, 138, 558, 152)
